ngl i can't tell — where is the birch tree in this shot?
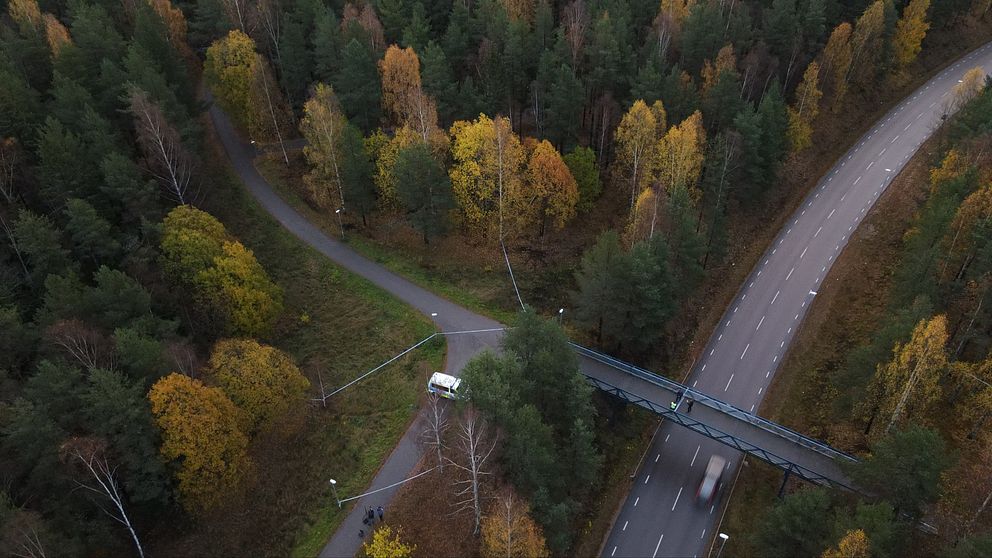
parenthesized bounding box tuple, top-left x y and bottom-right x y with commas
(0, 138, 20, 205)
(448, 409, 496, 535)
(480, 488, 549, 558)
(893, 0, 931, 71)
(59, 438, 144, 558)
(128, 88, 195, 205)
(787, 61, 822, 152)
(615, 100, 662, 208)
(300, 83, 347, 208)
(421, 392, 448, 469)
(821, 23, 853, 107)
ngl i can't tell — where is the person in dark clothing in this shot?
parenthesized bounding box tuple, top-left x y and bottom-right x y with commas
(359, 529, 365, 538)
(687, 398, 694, 412)
(377, 506, 384, 521)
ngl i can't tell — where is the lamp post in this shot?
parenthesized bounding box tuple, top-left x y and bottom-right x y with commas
(558, 308, 564, 325)
(335, 208, 345, 239)
(716, 533, 730, 558)
(329, 478, 341, 508)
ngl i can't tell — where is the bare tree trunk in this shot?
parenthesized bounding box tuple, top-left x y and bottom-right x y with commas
(129, 89, 196, 204)
(67, 447, 144, 558)
(447, 410, 496, 535)
(422, 392, 448, 470)
(968, 482, 992, 532)
(887, 343, 935, 433)
(0, 212, 30, 283)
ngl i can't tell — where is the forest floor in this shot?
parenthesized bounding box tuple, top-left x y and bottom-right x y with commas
(144, 124, 442, 557)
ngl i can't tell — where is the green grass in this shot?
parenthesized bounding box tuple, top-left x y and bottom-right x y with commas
(163, 131, 444, 557)
(254, 157, 519, 326)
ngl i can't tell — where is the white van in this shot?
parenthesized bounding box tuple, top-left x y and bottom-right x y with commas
(427, 372, 463, 400)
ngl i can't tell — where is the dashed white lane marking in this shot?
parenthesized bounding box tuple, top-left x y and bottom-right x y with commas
(930, 101, 937, 108)
(612, 546, 617, 556)
(672, 487, 683, 511)
(725, 374, 735, 391)
(710, 505, 715, 514)
(693, 380, 698, 387)
(772, 290, 780, 304)
(718, 334, 723, 341)
(645, 475, 651, 484)
(749, 281, 753, 288)
(750, 404, 756, 412)
(665, 434, 670, 442)
(828, 208, 836, 219)
(634, 497, 640, 507)
(756, 315, 765, 331)
(786, 266, 795, 280)
(904, 123, 912, 131)
(773, 355, 779, 363)
(741, 344, 750, 360)
(841, 193, 846, 201)
(691, 445, 700, 467)
(623, 521, 628, 531)
(734, 306, 739, 313)
(725, 320, 730, 327)
(652, 535, 664, 558)
(781, 341, 786, 347)
(655, 453, 661, 463)
(891, 134, 900, 144)
(758, 387, 763, 395)
(701, 529, 707, 540)
(880, 147, 887, 155)
(710, 348, 715, 356)
(813, 227, 822, 238)
(702, 364, 706, 371)
(772, 248, 777, 254)
(795, 313, 800, 320)
(867, 160, 875, 170)
(766, 370, 771, 378)
(854, 176, 862, 185)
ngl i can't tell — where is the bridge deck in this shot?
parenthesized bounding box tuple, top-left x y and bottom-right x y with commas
(573, 345, 855, 490)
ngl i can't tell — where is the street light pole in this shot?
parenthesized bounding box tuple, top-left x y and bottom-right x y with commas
(558, 308, 564, 325)
(329, 478, 341, 508)
(335, 208, 345, 239)
(716, 533, 730, 558)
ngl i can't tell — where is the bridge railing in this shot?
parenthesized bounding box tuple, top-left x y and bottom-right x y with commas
(582, 374, 858, 492)
(570, 343, 858, 464)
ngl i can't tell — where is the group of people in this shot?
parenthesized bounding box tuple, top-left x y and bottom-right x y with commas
(358, 505, 385, 538)
(670, 390, 695, 412)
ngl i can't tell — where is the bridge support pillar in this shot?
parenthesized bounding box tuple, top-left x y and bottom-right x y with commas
(777, 469, 792, 499)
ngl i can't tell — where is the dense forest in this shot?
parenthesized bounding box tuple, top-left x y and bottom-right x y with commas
(0, 0, 989, 556)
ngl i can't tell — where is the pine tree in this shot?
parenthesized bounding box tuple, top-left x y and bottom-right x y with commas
(393, 143, 454, 244)
(333, 38, 382, 132)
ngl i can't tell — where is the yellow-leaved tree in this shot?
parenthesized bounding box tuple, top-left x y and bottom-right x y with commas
(863, 315, 948, 439)
(480, 489, 549, 558)
(649, 111, 705, 239)
(939, 185, 992, 283)
(363, 526, 415, 558)
(300, 82, 348, 209)
(161, 206, 283, 336)
(205, 338, 310, 432)
(379, 45, 422, 124)
(950, 66, 987, 112)
(821, 529, 870, 558)
(148, 373, 251, 514)
(848, 0, 886, 84)
(614, 99, 663, 208)
(449, 114, 525, 240)
(518, 139, 578, 236)
(204, 30, 257, 132)
(893, 0, 931, 71)
(821, 23, 853, 108)
(787, 61, 822, 153)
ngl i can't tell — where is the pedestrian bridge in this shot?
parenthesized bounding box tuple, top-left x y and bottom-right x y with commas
(572, 344, 858, 491)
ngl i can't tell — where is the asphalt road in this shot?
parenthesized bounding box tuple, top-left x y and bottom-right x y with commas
(601, 45, 992, 558)
(208, 101, 504, 558)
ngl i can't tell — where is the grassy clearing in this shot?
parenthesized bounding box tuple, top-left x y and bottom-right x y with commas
(254, 155, 519, 325)
(148, 125, 443, 557)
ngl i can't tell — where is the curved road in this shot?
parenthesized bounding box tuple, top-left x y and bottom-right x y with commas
(208, 102, 504, 558)
(602, 44, 992, 558)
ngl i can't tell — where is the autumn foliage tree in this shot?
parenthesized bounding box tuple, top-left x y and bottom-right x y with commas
(821, 23, 853, 107)
(821, 530, 870, 558)
(519, 140, 578, 236)
(480, 488, 549, 558)
(363, 525, 414, 558)
(160, 206, 283, 336)
(147, 373, 251, 513)
(449, 115, 525, 240)
(300, 83, 348, 209)
(204, 338, 310, 433)
(861, 315, 948, 438)
(893, 0, 932, 72)
(615, 99, 664, 208)
(787, 61, 823, 153)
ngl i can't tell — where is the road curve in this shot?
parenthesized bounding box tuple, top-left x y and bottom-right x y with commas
(601, 44, 992, 558)
(207, 101, 503, 558)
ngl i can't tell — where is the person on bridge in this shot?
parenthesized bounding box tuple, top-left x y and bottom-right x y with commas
(687, 398, 694, 413)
